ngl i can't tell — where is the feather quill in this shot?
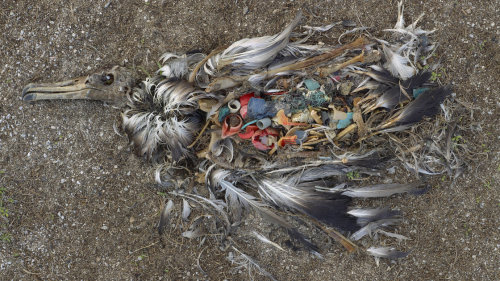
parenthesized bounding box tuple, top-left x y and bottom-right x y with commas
(376, 229, 409, 241)
(394, 1, 405, 30)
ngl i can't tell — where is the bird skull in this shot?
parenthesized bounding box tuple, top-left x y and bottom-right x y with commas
(22, 66, 135, 107)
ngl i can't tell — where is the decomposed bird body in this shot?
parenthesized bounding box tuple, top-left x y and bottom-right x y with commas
(22, 2, 459, 275)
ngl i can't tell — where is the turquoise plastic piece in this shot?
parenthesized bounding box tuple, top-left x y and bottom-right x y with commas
(336, 112, 354, 129)
(304, 79, 320, 91)
(218, 105, 230, 123)
(241, 120, 258, 131)
(413, 87, 430, 98)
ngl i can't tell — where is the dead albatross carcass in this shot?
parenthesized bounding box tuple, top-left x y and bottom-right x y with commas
(22, 2, 457, 272)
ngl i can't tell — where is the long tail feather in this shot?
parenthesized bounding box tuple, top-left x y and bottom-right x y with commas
(254, 175, 359, 232)
(209, 169, 320, 252)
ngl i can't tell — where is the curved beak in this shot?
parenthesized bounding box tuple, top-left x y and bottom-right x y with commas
(22, 76, 102, 102)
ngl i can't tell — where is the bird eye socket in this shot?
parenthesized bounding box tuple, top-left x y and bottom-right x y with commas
(101, 73, 114, 85)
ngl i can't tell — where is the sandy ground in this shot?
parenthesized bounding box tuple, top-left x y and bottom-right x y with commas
(0, 0, 499, 280)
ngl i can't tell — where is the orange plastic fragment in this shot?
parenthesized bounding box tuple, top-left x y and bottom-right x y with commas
(277, 135, 298, 147)
(276, 109, 307, 127)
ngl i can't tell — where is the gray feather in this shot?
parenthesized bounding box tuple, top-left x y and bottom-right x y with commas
(350, 218, 401, 240)
(228, 246, 277, 281)
(347, 208, 400, 226)
(182, 199, 191, 221)
(376, 229, 409, 241)
(158, 53, 205, 79)
(182, 216, 205, 239)
(252, 231, 285, 251)
(342, 182, 424, 198)
(367, 246, 409, 259)
(158, 199, 174, 235)
(215, 12, 302, 73)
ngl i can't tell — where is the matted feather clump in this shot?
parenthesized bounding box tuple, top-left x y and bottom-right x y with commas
(22, 1, 464, 278)
(122, 3, 461, 270)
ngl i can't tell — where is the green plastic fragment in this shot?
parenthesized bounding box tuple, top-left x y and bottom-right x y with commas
(413, 87, 430, 98)
(218, 105, 230, 122)
(336, 112, 354, 129)
(282, 93, 307, 114)
(307, 90, 330, 107)
(304, 79, 320, 91)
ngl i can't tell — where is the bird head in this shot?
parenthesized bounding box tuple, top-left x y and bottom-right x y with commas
(22, 66, 135, 107)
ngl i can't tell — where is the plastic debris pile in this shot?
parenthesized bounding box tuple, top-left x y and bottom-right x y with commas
(198, 67, 446, 161)
(215, 78, 358, 153)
